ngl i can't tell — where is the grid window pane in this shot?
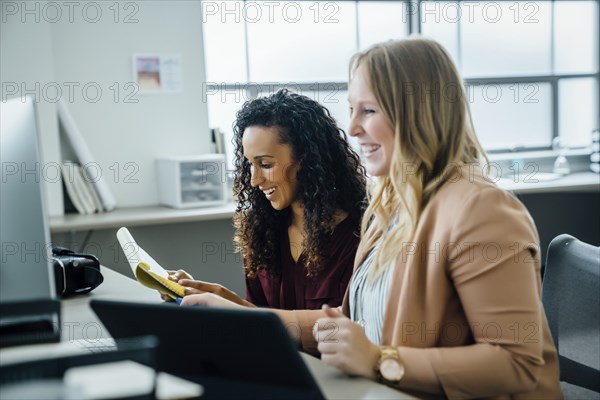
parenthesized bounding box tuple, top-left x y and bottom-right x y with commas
(554, 1, 599, 74)
(559, 78, 598, 148)
(206, 86, 356, 170)
(206, 87, 250, 171)
(299, 88, 359, 152)
(420, 1, 460, 67)
(246, 1, 356, 82)
(295, 88, 349, 132)
(358, 1, 408, 50)
(461, 1, 552, 78)
(202, 1, 247, 82)
(201, 0, 600, 158)
(468, 82, 552, 150)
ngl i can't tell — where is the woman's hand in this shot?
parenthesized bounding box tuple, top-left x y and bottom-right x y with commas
(159, 269, 193, 301)
(180, 292, 244, 309)
(314, 305, 380, 379)
(159, 270, 253, 307)
(178, 279, 252, 307)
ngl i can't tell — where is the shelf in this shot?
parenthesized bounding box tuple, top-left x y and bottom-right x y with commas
(50, 202, 236, 233)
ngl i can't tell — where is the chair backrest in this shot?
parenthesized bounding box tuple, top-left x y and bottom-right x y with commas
(542, 234, 600, 394)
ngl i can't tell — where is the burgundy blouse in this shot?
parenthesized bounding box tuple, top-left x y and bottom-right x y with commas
(245, 216, 360, 310)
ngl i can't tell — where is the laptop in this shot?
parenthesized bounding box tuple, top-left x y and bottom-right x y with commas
(90, 299, 325, 399)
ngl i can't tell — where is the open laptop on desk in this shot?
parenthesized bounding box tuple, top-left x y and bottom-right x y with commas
(90, 299, 325, 400)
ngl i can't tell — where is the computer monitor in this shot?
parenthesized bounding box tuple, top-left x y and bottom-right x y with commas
(0, 97, 55, 302)
(0, 97, 59, 347)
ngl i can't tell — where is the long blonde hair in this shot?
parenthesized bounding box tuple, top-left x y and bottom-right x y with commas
(351, 38, 489, 283)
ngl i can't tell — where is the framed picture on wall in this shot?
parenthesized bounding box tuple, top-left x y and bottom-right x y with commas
(132, 54, 183, 94)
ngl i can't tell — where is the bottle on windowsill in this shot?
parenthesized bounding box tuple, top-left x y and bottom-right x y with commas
(591, 129, 599, 174)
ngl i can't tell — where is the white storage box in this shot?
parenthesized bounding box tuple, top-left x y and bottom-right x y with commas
(157, 155, 227, 208)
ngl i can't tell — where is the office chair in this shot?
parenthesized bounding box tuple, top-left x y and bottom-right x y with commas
(542, 234, 600, 398)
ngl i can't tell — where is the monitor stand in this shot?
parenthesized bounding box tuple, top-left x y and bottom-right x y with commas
(0, 299, 61, 348)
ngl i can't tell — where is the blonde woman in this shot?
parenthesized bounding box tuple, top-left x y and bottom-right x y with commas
(183, 38, 562, 398)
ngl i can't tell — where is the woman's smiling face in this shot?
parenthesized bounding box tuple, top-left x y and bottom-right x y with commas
(348, 65, 396, 177)
(242, 125, 300, 210)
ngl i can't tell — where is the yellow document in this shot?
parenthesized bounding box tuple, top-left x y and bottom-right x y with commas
(116, 227, 186, 300)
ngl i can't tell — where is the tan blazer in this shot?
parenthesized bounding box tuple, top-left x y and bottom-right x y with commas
(285, 167, 562, 399)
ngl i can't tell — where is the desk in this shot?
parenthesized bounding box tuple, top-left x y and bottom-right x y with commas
(1, 268, 415, 400)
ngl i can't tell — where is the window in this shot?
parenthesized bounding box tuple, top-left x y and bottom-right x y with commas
(421, 0, 599, 151)
(201, 0, 599, 168)
(246, 2, 356, 82)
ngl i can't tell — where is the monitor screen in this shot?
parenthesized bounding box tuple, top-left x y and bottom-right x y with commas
(1, 97, 55, 303)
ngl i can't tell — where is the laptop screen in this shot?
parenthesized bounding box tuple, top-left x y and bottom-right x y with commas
(91, 299, 325, 399)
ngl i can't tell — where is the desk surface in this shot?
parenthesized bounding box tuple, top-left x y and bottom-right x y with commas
(49, 172, 598, 233)
(1, 268, 415, 400)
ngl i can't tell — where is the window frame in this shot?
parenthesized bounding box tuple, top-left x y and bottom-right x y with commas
(202, 0, 600, 154)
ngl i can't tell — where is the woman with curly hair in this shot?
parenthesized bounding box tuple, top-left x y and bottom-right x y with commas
(163, 89, 367, 309)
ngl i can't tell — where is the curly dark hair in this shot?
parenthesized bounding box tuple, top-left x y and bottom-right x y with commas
(232, 89, 366, 278)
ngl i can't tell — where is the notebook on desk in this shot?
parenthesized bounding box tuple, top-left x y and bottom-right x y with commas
(90, 299, 325, 399)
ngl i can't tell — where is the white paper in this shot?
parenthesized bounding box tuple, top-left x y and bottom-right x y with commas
(116, 227, 169, 278)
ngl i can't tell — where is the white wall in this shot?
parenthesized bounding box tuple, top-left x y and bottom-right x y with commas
(1, 10, 63, 216)
(1, 1, 211, 214)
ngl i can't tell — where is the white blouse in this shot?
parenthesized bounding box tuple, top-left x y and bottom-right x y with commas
(348, 246, 394, 345)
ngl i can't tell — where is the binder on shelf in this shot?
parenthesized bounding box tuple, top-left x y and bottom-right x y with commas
(57, 99, 117, 212)
(83, 175, 105, 213)
(72, 163, 96, 214)
(211, 127, 226, 154)
(60, 161, 88, 215)
(60, 161, 103, 214)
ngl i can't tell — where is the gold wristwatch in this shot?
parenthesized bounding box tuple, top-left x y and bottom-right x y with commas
(375, 346, 405, 386)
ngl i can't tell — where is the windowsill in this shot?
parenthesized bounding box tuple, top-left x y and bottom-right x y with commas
(497, 171, 599, 194)
(486, 148, 594, 175)
(488, 148, 591, 162)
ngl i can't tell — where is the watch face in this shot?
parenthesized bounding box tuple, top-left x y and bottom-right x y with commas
(381, 358, 405, 382)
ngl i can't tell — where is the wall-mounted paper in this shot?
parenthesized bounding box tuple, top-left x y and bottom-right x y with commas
(133, 54, 183, 93)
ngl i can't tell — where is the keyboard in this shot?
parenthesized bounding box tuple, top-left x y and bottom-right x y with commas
(74, 337, 117, 353)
